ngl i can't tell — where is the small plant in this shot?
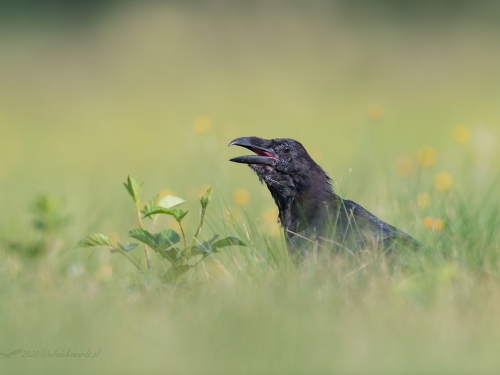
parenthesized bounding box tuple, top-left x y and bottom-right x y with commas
(2, 194, 71, 259)
(78, 176, 246, 283)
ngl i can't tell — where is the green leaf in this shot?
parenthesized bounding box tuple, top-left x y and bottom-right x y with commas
(155, 230, 181, 249)
(117, 242, 139, 252)
(175, 210, 189, 222)
(211, 237, 246, 250)
(128, 228, 180, 252)
(141, 195, 158, 218)
(192, 234, 220, 255)
(199, 187, 213, 210)
(128, 228, 156, 249)
(164, 265, 192, 282)
(78, 234, 114, 249)
(158, 195, 185, 209)
(31, 194, 70, 233)
(142, 206, 189, 222)
(190, 235, 245, 255)
(158, 247, 181, 263)
(142, 195, 185, 220)
(123, 176, 143, 204)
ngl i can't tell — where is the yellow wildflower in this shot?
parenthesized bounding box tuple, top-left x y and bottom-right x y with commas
(367, 103, 384, 120)
(417, 192, 431, 209)
(423, 217, 445, 231)
(394, 156, 415, 177)
(233, 188, 250, 206)
(193, 116, 211, 134)
(423, 216, 434, 229)
(452, 125, 469, 144)
(434, 219, 445, 230)
(262, 208, 281, 236)
(417, 146, 437, 167)
(434, 172, 453, 192)
(263, 208, 279, 224)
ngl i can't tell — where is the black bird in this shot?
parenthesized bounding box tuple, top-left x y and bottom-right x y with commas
(229, 136, 422, 257)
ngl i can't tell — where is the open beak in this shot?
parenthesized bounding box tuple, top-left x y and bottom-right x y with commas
(228, 137, 276, 166)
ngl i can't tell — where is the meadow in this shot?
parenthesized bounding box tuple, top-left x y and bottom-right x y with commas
(1, 3, 500, 374)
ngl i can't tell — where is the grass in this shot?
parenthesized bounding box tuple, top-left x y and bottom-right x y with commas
(1, 3, 500, 374)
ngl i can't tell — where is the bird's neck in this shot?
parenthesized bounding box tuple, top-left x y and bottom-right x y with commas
(277, 168, 335, 234)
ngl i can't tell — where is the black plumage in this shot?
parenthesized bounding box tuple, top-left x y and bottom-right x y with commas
(229, 136, 422, 257)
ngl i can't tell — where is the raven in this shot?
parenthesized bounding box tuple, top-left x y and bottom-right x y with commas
(229, 136, 422, 257)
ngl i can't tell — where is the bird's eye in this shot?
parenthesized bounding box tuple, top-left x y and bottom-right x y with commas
(283, 147, 290, 153)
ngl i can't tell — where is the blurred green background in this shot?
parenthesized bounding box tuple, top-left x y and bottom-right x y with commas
(1, 1, 500, 374)
(2, 0, 499, 214)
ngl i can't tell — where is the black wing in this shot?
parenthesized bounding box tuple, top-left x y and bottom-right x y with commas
(339, 199, 421, 249)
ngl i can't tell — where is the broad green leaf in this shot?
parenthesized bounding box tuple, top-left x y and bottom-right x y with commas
(211, 237, 246, 250)
(192, 234, 220, 255)
(199, 187, 213, 210)
(142, 206, 188, 222)
(158, 195, 185, 209)
(128, 228, 180, 252)
(117, 242, 139, 252)
(158, 247, 181, 263)
(190, 235, 245, 255)
(78, 233, 114, 248)
(155, 230, 181, 249)
(141, 195, 159, 218)
(164, 265, 192, 282)
(123, 176, 143, 204)
(142, 206, 175, 218)
(128, 228, 157, 249)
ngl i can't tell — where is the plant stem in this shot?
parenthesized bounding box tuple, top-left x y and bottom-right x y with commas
(177, 220, 188, 263)
(135, 202, 151, 269)
(188, 205, 207, 252)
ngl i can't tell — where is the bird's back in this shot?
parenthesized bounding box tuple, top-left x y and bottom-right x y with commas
(286, 195, 422, 255)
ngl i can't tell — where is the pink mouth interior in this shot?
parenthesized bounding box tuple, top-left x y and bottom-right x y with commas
(251, 147, 276, 158)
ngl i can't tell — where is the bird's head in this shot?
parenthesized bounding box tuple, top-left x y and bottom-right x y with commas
(229, 136, 332, 210)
